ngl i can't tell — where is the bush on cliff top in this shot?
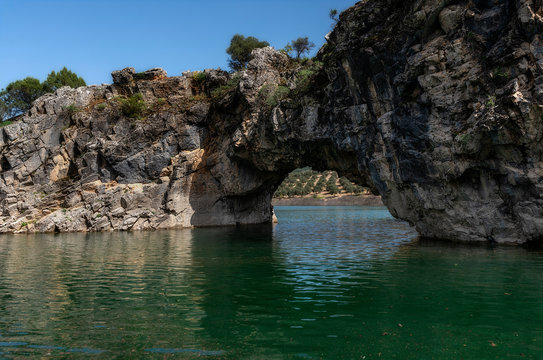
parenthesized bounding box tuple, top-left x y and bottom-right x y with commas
(192, 71, 207, 83)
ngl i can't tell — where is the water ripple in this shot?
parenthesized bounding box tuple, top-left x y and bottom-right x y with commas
(0, 207, 542, 358)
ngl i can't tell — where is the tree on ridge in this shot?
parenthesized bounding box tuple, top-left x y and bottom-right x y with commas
(43, 67, 86, 93)
(0, 67, 86, 121)
(291, 37, 315, 59)
(226, 34, 269, 71)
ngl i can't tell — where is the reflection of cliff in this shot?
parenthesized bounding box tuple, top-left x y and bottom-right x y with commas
(188, 225, 294, 357)
(272, 207, 416, 296)
(1, 218, 542, 357)
(0, 230, 205, 350)
(188, 208, 418, 357)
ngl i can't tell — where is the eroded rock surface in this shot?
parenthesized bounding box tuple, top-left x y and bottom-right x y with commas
(1, 0, 542, 244)
(312, 0, 543, 243)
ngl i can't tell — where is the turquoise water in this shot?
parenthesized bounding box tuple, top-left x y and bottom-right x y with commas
(0, 206, 542, 358)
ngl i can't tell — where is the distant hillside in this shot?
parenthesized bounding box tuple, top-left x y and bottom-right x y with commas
(274, 169, 370, 198)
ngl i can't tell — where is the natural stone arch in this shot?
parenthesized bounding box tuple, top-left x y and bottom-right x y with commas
(0, 0, 542, 245)
(184, 0, 543, 244)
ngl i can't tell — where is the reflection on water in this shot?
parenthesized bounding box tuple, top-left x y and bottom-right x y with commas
(0, 206, 542, 358)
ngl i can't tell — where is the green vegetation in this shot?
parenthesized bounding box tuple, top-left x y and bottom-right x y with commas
(189, 94, 208, 102)
(329, 9, 338, 22)
(260, 84, 290, 108)
(326, 171, 340, 195)
(192, 71, 207, 83)
(339, 176, 364, 194)
(293, 61, 324, 94)
(255, 59, 323, 110)
(153, 97, 167, 108)
(313, 173, 327, 193)
(95, 103, 107, 111)
(274, 169, 368, 198)
(226, 34, 269, 71)
(64, 104, 80, 115)
(291, 37, 315, 59)
(280, 44, 293, 57)
(133, 72, 147, 81)
(0, 77, 45, 120)
(0, 120, 13, 128)
(150, 97, 169, 111)
(459, 133, 471, 146)
(0, 67, 86, 121)
(339, 176, 354, 193)
(191, 71, 207, 94)
(119, 93, 147, 119)
(487, 95, 496, 107)
(494, 68, 510, 78)
(43, 67, 86, 93)
(211, 75, 241, 99)
(490, 67, 510, 85)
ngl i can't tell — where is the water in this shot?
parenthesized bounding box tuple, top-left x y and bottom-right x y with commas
(0, 206, 542, 358)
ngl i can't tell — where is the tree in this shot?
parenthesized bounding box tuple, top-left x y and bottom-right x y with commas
(0, 77, 45, 120)
(280, 43, 293, 57)
(0, 96, 9, 120)
(327, 182, 340, 195)
(226, 34, 269, 71)
(43, 67, 86, 92)
(291, 37, 315, 59)
(0, 67, 86, 121)
(329, 9, 339, 22)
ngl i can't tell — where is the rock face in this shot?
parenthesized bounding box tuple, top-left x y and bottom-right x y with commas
(311, 0, 543, 244)
(0, 0, 542, 244)
(0, 66, 278, 232)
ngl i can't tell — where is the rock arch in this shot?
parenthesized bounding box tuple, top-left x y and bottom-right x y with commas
(0, 0, 542, 244)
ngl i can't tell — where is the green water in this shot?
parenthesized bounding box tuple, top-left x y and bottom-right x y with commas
(0, 206, 542, 359)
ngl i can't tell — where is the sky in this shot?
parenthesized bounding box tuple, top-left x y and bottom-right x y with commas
(0, 0, 356, 89)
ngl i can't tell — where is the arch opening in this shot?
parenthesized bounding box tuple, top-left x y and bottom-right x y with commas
(271, 168, 382, 207)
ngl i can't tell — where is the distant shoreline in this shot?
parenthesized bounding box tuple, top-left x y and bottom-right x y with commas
(272, 195, 383, 207)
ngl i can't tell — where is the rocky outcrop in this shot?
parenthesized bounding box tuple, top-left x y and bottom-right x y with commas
(0, 0, 542, 244)
(310, 0, 543, 244)
(0, 66, 280, 232)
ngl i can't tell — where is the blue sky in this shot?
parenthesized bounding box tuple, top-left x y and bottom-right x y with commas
(0, 0, 356, 88)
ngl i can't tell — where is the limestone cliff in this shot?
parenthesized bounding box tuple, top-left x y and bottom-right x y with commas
(0, 0, 542, 244)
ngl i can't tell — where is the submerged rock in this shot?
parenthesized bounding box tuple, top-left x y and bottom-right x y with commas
(0, 0, 542, 244)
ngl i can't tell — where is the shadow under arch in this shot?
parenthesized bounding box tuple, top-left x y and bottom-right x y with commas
(187, 130, 376, 228)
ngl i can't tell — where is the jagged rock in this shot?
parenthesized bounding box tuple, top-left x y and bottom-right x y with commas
(134, 68, 168, 80)
(111, 67, 135, 85)
(0, 0, 542, 245)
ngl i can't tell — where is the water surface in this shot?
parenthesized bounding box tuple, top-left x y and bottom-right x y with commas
(0, 206, 542, 358)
